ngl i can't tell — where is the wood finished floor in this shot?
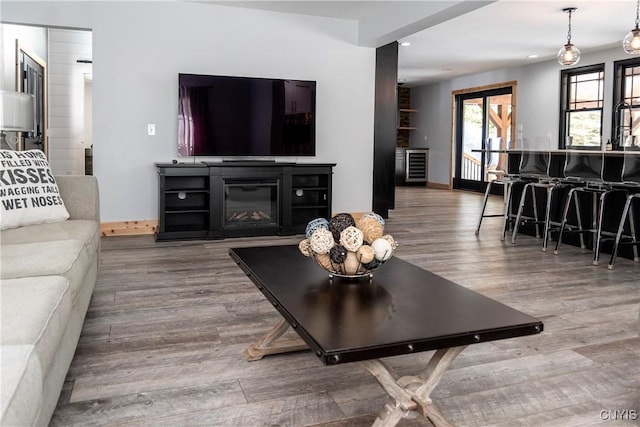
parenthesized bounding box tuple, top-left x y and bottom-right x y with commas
(51, 188, 640, 427)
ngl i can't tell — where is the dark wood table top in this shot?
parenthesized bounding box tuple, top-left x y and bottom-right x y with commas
(230, 245, 543, 365)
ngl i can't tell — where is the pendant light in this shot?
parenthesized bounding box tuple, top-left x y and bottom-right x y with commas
(623, 0, 640, 54)
(557, 7, 581, 66)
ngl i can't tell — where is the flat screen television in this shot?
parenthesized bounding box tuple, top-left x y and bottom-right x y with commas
(178, 73, 316, 157)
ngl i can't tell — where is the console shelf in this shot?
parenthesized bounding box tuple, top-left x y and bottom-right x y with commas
(155, 162, 334, 241)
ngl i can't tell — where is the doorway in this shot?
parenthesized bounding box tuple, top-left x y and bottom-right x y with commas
(453, 86, 514, 192)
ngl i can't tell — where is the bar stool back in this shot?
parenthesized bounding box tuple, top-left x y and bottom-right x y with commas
(563, 150, 605, 184)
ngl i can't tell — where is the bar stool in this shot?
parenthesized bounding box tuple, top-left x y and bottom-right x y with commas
(475, 142, 522, 240)
(510, 147, 562, 244)
(553, 150, 617, 264)
(607, 148, 640, 269)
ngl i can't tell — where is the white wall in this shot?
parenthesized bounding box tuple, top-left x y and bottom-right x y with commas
(410, 46, 637, 185)
(2, 1, 375, 222)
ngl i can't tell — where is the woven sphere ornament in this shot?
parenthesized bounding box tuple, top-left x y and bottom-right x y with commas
(363, 212, 385, 227)
(329, 244, 348, 264)
(364, 258, 382, 270)
(329, 213, 356, 242)
(310, 228, 335, 254)
(343, 251, 361, 276)
(305, 217, 330, 239)
(382, 234, 398, 249)
(357, 216, 384, 243)
(356, 245, 375, 264)
(298, 239, 313, 257)
(315, 253, 336, 273)
(371, 237, 393, 261)
(356, 261, 368, 275)
(340, 226, 364, 252)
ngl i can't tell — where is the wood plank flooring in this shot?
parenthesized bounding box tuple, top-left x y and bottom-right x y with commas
(51, 188, 640, 426)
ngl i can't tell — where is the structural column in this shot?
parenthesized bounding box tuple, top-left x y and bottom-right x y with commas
(373, 41, 398, 218)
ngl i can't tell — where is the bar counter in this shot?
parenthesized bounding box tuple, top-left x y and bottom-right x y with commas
(495, 149, 639, 261)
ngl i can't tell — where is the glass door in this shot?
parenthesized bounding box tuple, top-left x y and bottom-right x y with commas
(454, 88, 512, 192)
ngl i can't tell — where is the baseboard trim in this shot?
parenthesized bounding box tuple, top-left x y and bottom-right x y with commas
(101, 212, 373, 237)
(101, 220, 157, 237)
(426, 182, 450, 190)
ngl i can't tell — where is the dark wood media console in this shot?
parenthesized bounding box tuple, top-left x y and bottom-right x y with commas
(155, 162, 335, 241)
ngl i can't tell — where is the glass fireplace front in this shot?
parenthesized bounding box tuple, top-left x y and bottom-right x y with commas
(223, 178, 279, 229)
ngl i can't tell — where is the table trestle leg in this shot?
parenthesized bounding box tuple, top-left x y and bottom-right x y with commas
(244, 318, 308, 361)
(361, 345, 467, 427)
(360, 360, 418, 412)
(371, 402, 407, 427)
(413, 346, 467, 406)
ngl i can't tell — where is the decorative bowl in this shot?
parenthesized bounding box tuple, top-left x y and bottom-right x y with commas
(299, 212, 397, 279)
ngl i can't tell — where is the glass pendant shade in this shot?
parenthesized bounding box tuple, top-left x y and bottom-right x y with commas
(558, 8, 580, 66)
(558, 43, 580, 66)
(624, 28, 640, 53)
(624, 0, 640, 54)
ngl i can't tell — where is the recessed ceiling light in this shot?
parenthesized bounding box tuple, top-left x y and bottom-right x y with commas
(527, 54, 539, 59)
(400, 42, 411, 47)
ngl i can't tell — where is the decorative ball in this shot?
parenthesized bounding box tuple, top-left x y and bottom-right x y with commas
(310, 228, 335, 254)
(363, 212, 385, 227)
(357, 216, 384, 243)
(298, 239, 313, 257)
(305, 217, 330, 239)
(371, 237, 393, 261)
(340, 226, 364, 252)
(300, 212, 394, 278)
(343, 251, 361, 276)
(329, 245, 348, 264)
(329, 213, 356, 242)
(356, 245, 375, 264)
(315, 253, 336, 273)
(364, 258, 382, 270)
(382, 234, 398, 249)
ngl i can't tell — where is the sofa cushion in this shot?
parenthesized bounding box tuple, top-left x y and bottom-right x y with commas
(1, 220, 100, 302)
(0, 345, 43, 427)
(1, 276, 72, 378)
(0, 149, 70, 230)
(1, 241, 88, 304)
(0, 219, 98, 246)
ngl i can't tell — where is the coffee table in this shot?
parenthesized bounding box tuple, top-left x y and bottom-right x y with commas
(230, 245, 543, 427)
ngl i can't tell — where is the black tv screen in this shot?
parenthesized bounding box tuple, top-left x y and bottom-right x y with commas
(178, 74, 316, 157)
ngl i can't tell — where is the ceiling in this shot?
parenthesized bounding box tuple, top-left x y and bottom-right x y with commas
(206, 1, 638, 86)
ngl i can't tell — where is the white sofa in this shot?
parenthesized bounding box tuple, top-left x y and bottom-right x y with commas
(1, 175, 100, 427)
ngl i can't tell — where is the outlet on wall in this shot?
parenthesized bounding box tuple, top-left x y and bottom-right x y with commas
(147, 124, 156, 136)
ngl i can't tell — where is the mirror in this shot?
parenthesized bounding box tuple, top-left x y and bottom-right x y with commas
(16, 40, 47, 155)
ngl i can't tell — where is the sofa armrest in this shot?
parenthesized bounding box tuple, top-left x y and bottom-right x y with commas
(55, 175, 100, 222)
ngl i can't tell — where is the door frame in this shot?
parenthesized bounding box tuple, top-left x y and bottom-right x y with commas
(450, 81, 518, 191)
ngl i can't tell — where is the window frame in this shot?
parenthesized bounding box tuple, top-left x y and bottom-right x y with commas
(559, 63, 605, 149)
(611, 57, 640, 148)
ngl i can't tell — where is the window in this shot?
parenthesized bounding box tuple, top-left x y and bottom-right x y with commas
(559, 64, 605, 148)
(612, 58, 640, 148)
